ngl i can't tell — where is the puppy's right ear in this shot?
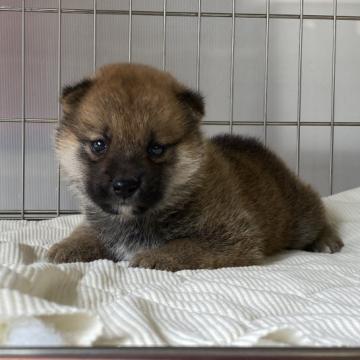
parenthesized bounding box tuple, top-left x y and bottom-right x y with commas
(61, 79, 93, 114)
(176, 88, 205, 119)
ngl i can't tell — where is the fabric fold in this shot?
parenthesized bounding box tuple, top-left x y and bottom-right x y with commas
(0, 188, 360, 346)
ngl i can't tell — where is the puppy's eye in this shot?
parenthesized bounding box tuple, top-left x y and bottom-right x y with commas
(90, 139, 107, 154)
(148, 143, 165, 157)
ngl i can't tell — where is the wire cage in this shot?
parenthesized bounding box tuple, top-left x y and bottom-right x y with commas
(0, 0, 360, 220)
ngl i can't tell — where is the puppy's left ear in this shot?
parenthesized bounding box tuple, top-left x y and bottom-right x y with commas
(176, 88, 205, 121)
(61, 78, 93, 114)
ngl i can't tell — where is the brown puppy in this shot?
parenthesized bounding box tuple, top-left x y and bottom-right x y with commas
(48, 63, 343, 271)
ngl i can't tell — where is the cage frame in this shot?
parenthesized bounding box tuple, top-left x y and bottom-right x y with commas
(0, 0, 359, 220)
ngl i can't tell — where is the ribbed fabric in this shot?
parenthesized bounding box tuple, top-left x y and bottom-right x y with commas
(1, 188, 360, 346)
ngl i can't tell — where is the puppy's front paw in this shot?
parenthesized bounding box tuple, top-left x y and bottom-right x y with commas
(48, 239, 103, 264)
(130, 250, 183, 272)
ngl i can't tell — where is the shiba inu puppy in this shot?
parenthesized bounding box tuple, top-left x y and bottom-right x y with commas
(48, 63, 343, 271)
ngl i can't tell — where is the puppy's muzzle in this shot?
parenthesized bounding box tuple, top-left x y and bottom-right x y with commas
(112, 177, 141, 199)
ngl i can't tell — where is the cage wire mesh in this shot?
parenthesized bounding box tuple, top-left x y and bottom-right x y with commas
(0, 0, 360, 219)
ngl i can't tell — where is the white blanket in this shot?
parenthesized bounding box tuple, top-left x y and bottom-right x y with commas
(1, 188, 360, 346)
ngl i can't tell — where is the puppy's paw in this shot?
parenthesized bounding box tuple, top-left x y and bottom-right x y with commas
(309, 235, 344, 254)
(306, 225, 344, 254)
(130, 251, 183, 272)
(48, 239, 103, 264)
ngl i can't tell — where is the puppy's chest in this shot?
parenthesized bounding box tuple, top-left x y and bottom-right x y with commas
(98, 213, 196, 261)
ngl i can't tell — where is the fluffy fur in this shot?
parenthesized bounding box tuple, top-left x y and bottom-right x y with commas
(48, 63, 343, 271)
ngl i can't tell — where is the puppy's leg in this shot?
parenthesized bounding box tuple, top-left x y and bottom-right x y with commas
(48, 223, 105, 263)
(305, 223, 343, 254)
(130, 238, 264, 271)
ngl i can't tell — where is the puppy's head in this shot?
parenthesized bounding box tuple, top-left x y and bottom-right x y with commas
(57, 63, 205, 217)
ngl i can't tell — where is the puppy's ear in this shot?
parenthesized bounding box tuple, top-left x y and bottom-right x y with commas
(176, 88, 205, 120)
(61, 79, 93, 114)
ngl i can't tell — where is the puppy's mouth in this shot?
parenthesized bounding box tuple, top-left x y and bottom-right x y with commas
(87, 182, 163, 217)
(114, 204, 134, 217)
(107, 200, 134, 216)
(100, 199, 148, 217)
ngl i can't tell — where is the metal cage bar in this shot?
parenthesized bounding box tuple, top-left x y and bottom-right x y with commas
(162, 0, 167, 71)
(56, 0, 62, 216)
(1, 347, 360, 359)
(196, 0, 201, 92)
(263, 0, 270, 145)
(128, 0, 132, 62)
(2, 119, 360, 127)
(1, 7, 360, 22)
(296, 0, 304, 176)
(330, 0, 338, 195)
(229, 0, 235, 134)
(93, 0, 97, 70)
(21, 0, 26, 219)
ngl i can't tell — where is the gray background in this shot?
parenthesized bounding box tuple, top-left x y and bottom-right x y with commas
(0, 0, 360, 215)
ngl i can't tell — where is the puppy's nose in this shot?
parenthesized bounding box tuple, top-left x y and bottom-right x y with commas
(112, 177, 141, 198)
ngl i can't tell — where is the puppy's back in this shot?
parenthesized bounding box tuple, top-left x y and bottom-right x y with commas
(209, 134, 335, 254)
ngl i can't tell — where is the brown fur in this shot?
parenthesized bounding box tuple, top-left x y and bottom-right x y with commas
(48, 224, 104, 263)
(48, 63, 343, 271)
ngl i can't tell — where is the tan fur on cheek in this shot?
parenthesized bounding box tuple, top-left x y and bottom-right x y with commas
(56, 132, 84, 183)
(163, 142, 204, 200)
(173, 147, 203, 186)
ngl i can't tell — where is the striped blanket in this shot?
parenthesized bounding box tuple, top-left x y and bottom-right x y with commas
(0, 187, 360, 346)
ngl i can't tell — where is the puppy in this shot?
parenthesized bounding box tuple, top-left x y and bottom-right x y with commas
(48, 63, 343, 271)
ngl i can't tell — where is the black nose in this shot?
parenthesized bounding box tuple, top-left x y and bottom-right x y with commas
(112, 177, 141, 198)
